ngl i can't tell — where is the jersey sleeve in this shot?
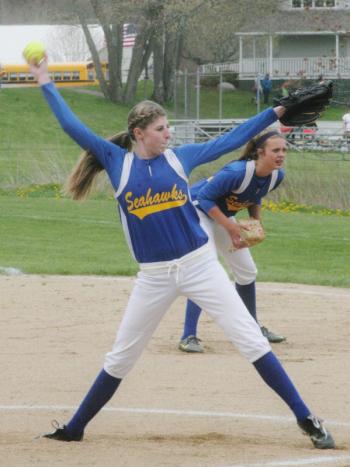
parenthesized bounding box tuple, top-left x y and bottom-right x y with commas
(174, 107, 277, 175)
(196, 166, 245, 213)
(41, 82, 125, 173)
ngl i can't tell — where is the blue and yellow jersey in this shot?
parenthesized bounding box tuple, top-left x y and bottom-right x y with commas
(42, 83, 277, 263)
(192, 160, 284, 217)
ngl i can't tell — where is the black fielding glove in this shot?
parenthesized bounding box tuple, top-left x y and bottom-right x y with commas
(274, 81, 333, 126)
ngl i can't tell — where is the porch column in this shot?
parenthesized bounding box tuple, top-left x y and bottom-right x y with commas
(335, 33, 339, 76)
(269, 34, 273, 77)
(253, 37, 256, 74)
(239, 35, 243, 78)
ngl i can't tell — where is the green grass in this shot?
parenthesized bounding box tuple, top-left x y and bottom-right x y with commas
(0, 86, 127, 188)
(267, 151, 350, 210)
(0, 86, 130, 146)
(0, 196, 137, 276)
(174, 82, 349, 120)
(0, 84, 349, 286)
(189, 148, 350, 210)
(246, 210, 350, 287)
(0, 83, 346, 145)
(0, 194, 349, 287)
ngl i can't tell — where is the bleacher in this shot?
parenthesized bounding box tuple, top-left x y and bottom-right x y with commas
(169, 118, 350, 155)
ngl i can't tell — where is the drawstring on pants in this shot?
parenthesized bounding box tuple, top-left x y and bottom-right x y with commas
(139, 242, 213, 284)
(167, 261, 181, 283)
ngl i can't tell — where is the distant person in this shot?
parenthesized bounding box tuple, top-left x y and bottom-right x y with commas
(0, 63, 4, 89)
(281, 81, 289, 98)
(261, 73, 272, 104)
(251, 77, 262, 105)
(342, 107, 350, 143)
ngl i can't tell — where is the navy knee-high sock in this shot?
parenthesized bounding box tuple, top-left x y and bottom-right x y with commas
(66, 369, 121, 436)
(253, 351, 310, 421)
(235, 281, 257, 321)
(181, 299, 202, 339)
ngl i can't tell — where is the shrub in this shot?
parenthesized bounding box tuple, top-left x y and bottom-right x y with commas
(201, 72, 239, 88)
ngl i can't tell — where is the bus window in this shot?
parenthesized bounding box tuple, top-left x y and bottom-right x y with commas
(63, 71, 71, 80)
(2, 73, 8, 81)
(88, 70, 94, 81)
(54, 72, 62, 81)
(72, 71, 80, 80)
(27, 74, 35, 81)
(10, 72, 17, 81)
(19, 73, 27, 81)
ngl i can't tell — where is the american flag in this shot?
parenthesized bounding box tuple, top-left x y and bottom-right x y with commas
(123, 23, 137, 48)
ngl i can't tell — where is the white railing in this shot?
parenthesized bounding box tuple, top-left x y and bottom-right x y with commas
(199, 57, 350, 79)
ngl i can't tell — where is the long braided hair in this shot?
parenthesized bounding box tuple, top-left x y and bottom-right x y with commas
(66, 100, 166, 200)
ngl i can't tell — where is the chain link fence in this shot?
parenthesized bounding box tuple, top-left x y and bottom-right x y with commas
(174, 69, 240, 120)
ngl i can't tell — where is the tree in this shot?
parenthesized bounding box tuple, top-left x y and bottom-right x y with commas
(181, 0, 279, 66)
(72, 0, 207, 104)
(45, 0, 280, 104)
(44, 25, 104, 62)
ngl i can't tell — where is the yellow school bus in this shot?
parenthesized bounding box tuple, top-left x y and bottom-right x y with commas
(0, 62, 109, 87)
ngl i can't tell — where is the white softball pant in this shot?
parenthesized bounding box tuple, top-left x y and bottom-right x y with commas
(198, 210, 257, 285)
(104, 243, 270, 379)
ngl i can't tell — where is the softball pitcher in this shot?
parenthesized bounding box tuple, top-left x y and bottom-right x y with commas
(179, 131, 287, 353)
(27, 57, 335, 450)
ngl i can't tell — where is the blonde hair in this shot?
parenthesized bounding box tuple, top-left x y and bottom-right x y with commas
(239, 131, 284, 161)
(66, 100, 166, 200)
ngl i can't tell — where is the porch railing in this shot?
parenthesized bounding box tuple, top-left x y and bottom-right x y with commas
(199, 56, 350, 79)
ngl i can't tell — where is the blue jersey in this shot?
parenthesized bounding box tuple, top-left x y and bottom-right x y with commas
(42, 83, 277, 263)
(192, 159, 284, 217)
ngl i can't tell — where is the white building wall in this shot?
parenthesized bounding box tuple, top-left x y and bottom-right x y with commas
(343, 37, 350, 56)
(97, 46, 152, 83)
(276, 35, 335, 57)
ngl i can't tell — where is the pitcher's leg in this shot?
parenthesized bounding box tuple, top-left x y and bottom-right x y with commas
(182, 254, 269, 362)
(181, 255, 335, 448)
(253, 351, 334, 448)
(43, 271, 177, 441)
(104, 271, 178, 378)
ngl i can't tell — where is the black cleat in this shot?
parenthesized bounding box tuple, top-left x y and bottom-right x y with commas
(298, 414, 335, 449)
(40, 420, 84, 442)
(260, 326, 286, 343)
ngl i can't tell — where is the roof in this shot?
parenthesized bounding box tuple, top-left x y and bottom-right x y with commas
(0, 0, 96, 25)
(236, 8, 350, 34)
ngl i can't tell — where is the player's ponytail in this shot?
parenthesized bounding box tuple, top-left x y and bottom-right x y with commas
(239, 131, 282, 161)
(239, 139, 259, 161)
(66, 131, 132, 200)
(66, 100, 166, 200)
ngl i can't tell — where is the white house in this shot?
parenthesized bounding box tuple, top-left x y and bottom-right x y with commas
(96, 24, 153, 83)
(200, 0, 350, 80)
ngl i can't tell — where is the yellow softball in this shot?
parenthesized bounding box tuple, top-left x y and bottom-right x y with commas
(23, 41, 46, 65)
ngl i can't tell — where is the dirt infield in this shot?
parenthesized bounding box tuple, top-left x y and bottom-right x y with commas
(1, 275, 350, 467)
